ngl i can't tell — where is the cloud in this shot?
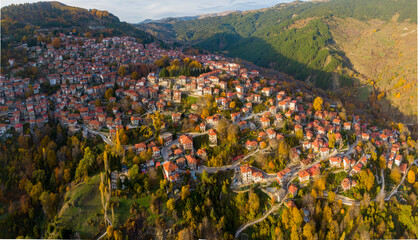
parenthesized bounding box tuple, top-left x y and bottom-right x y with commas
(1, 0, 295, 23)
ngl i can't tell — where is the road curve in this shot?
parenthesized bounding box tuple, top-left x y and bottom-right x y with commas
(234, 203, 283, 239)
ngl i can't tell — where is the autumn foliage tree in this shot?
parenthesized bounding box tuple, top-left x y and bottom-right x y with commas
(313, 96, 323, 111)
(51, 37, 61, 48)
(407, 170, 415, 184)
(118, 66, 127, 77)
(104, 88, 114, 101)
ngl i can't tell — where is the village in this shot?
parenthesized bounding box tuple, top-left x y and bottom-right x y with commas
(0, 33, 416, 215)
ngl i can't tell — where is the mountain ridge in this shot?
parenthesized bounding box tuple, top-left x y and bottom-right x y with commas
(1, 1, 154, 43)
(137, 10, 242, 24)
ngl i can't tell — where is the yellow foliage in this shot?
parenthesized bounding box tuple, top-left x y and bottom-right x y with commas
(313, 97, 323, 111)
(407, 170, 415, 184)
(377, 92, 385, 100)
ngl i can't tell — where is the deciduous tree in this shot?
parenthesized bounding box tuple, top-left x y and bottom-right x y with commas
(313, 97, 323, 111)
(407, 170, 415, 184)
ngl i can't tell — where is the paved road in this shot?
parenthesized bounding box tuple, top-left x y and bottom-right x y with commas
(385, 159, 418, 201)
(234, 202, 284, 239)
(97, 217, 112, 240)
(323, 191, 359, 206)
(341, 139, 359, 157)
(83, 126, 114, 146)
(377, 169, 385, 200)
(240, 111, 268, 122)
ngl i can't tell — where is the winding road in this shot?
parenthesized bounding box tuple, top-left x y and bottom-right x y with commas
(385, 159, 418, 201)
(234, 202, 284, 239)
(96, 217, 112, 240)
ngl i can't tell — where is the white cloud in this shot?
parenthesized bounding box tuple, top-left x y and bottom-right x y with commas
(1, 0, 296, 23)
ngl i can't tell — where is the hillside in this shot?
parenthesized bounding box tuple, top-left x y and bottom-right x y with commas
(1, 1, 153, 44)
(138, 0, 417, 124)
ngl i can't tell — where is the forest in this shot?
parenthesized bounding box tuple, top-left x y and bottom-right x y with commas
(0, 123, 106, 238)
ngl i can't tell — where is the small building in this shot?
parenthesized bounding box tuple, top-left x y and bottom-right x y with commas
(288, 184, 298, 198)
(160, 132, 173, 146)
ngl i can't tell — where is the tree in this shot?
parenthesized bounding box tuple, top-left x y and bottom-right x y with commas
(155, 55, 170, 68)
(51, 37, 61, 48)
(291, 207, 303, 228)
(181, 185, 190, 201)
(63, 169, 71, 183)
(167, 198, 175, 213)
(407, 170, 415, 184)
(290, 225, 300, 240)
(128, 164, 140, 181)
(328, 191, 336, 202)
(397, 204, 418, 236)
(131, 71, 139, 80)
(359, 169, 375, 191)
(75, 147, 95, 181)
(151, 111, 163, 138)
(201, 108, 209, 119)
(313, 177, 326, 197)
(46, 150, 57, 168)
(303, 222, 314, 240)
(201, 170, 211, 184)
(150, 194, 159, 214)
(248, 190, 260, 219)
(118, 66, 127, 77)
(378, 155, 387, 170)
(295, 129, 304, 140)
(95, 99, 101, 107)
(113, 230, 123, 240)
(104, 88, 114, 100)
(178, 228, 193, 240)
(132, 156, 140, 165)
(390, 168, 402, 184)
(28, 181, 43, 202)
(107, 226, 113, 237)
(328, 133, 336, 149)
(230, 101, 236, 109)
(39, 191, 57, 219)
(407, 155, 415, 164)
(282, 208, 290, 229)
(313, 97, 323, 111)
(260, 141, 267, 148)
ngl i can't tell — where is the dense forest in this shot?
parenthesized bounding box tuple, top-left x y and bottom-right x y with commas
(0, 123, 106, 238)
(138, 0, 417, 89)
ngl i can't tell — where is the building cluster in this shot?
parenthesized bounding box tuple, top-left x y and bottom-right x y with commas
(1, 33, 414, 196)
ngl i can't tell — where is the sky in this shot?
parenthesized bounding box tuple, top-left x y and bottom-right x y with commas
(1, 0, 297, 23)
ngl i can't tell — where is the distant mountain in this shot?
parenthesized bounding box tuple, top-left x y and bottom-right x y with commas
(137, 10, 241, 24)
(1, 1, 153, 43)
(138, 0, 417, 123)
(139, 16, 199, 24)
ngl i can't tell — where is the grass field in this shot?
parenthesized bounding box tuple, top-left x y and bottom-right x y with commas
(54, 174, 103, 238)
(112, 195, 152, 226)
(358, 85, 372, 102)
(52, 174, 154, 238)
(185, 96, 198, 104)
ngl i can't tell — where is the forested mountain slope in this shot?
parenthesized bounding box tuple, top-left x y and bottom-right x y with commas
(1, 1, 153, 44)
(138, 0, 417, 124)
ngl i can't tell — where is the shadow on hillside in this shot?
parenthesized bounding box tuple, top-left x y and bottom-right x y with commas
(195, 33, 417, 133)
